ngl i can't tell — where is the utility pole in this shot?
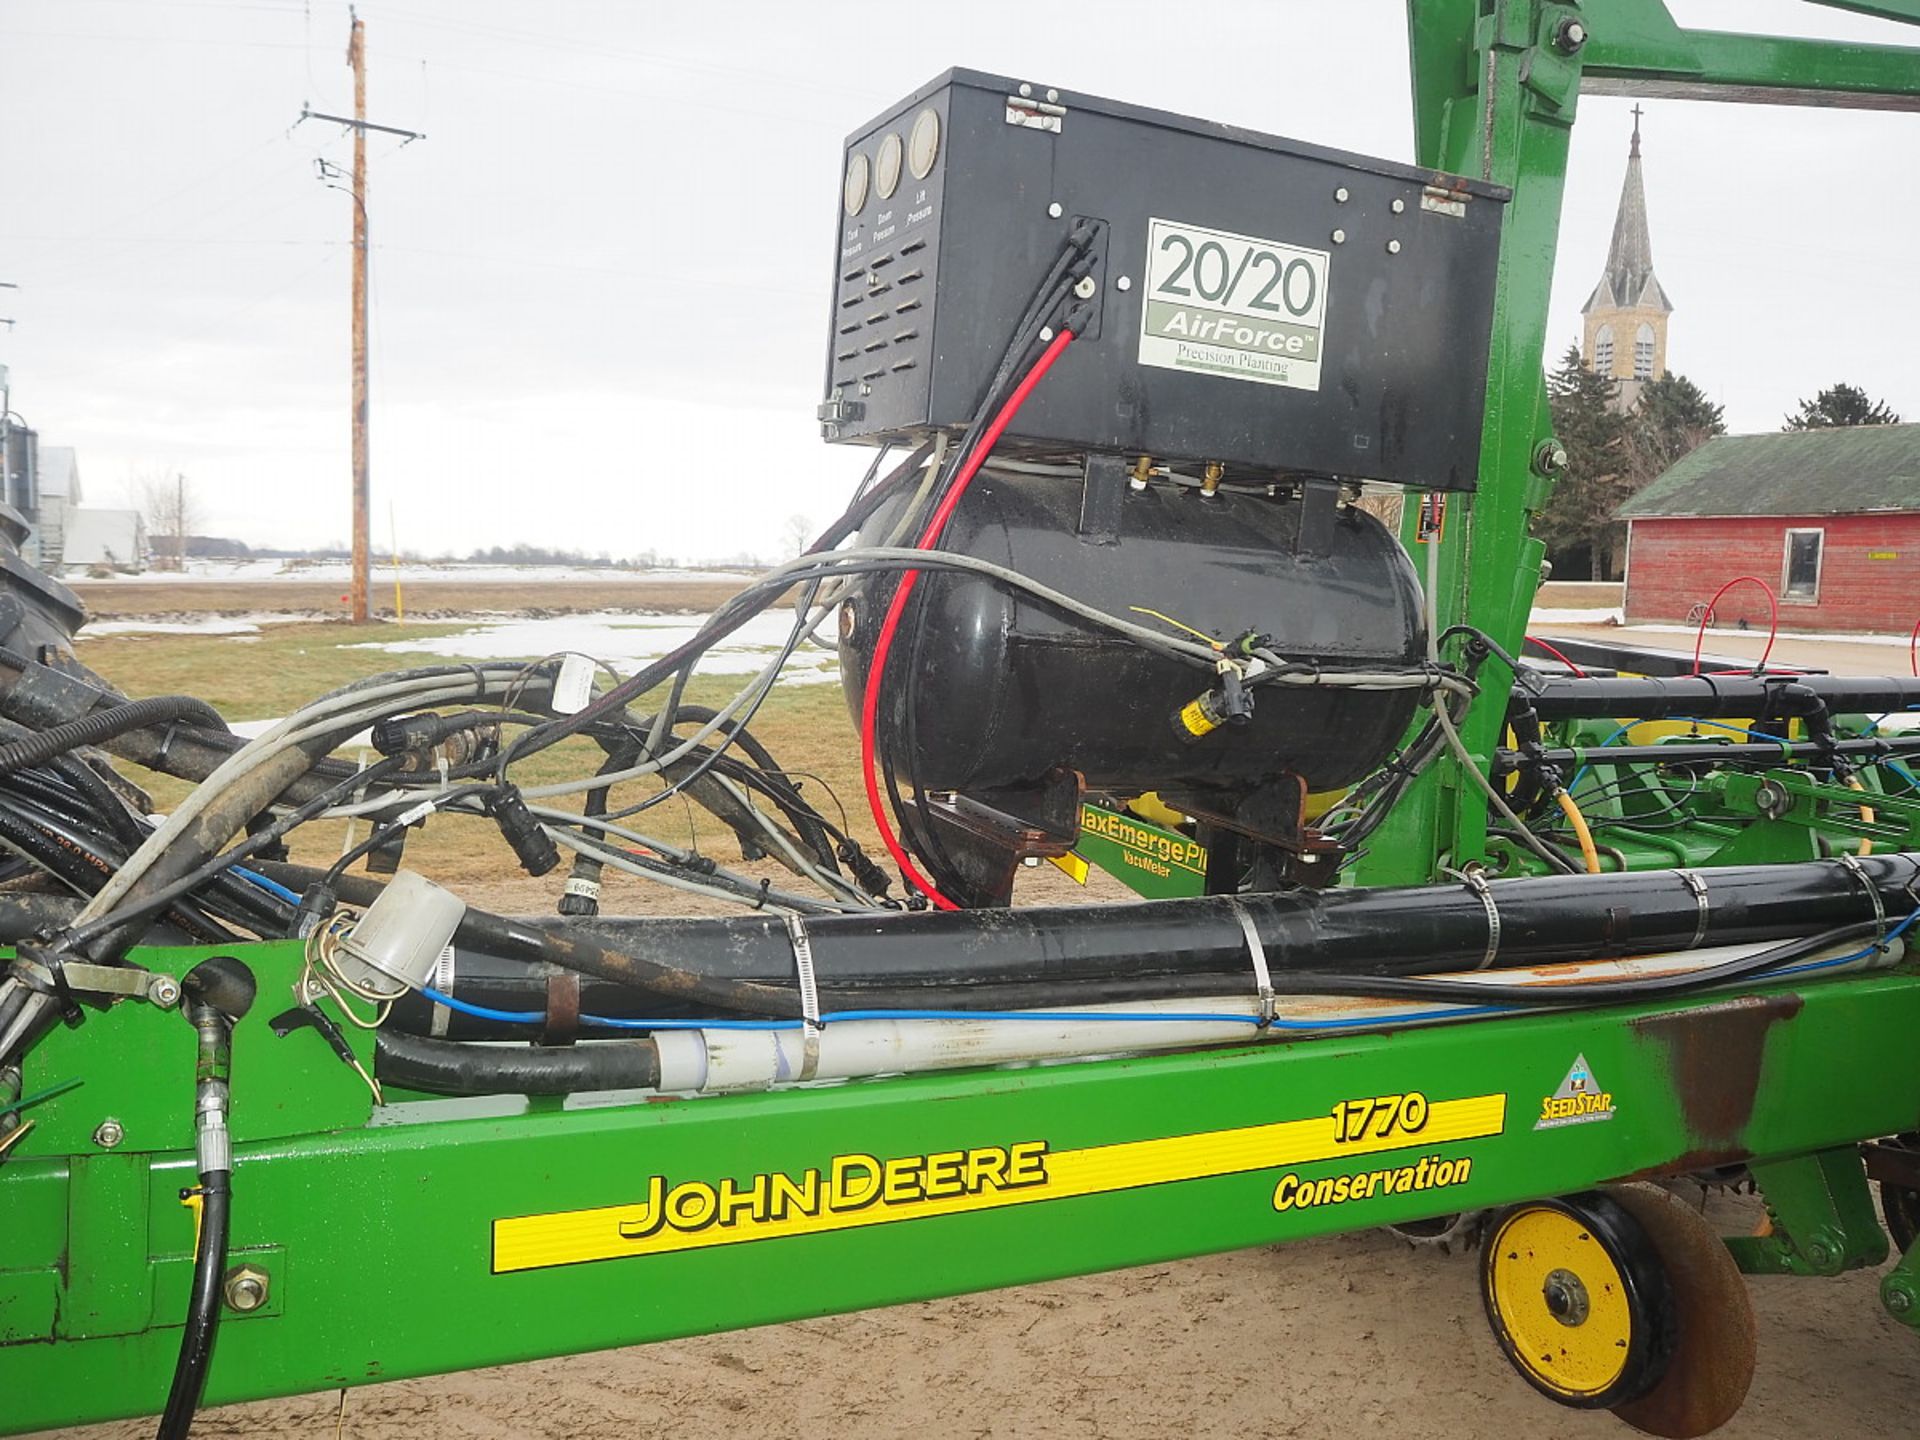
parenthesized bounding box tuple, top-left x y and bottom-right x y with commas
(297, 13, 423, 623)
(349, 13, 368, 621)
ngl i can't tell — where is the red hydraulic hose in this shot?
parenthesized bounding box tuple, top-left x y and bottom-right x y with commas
(1690, 575, 1779, 676)
(860, 328, 1077, 909)
(1524, 635, 1587, 678)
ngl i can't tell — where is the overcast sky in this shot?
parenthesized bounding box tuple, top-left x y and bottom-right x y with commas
(2, 0, 1915, 562)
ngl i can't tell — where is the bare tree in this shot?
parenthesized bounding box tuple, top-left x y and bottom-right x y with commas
(782, 513, 814, 560)
(134, 470, 204, 572)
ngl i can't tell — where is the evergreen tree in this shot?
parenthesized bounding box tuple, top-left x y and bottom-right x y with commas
(1619, 370, 1726, 522)
(1536, 345, 1629, 579)
(1784, 383, 1900, 430)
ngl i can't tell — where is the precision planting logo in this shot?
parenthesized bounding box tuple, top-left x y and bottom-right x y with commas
(1534, 1053, 1616, 1130)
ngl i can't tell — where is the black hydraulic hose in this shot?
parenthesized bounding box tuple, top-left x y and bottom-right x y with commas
(271, 853, 1920, 1027)
(1496, 736, 1920, 775)
(50, 753, 146, 849)
(0, 695, 228, 777)
(157, 956, 252, 1440)
(374, 1030, 660, 1096)
(1520, 674, 1920, 724)
(388, 918, 1899, 1067)
(560, 741, 640, 912)
(155, 1176, 229, 1440)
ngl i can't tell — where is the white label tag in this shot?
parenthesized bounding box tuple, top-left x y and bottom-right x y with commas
(552, 653, 596, 714)
(1137, 217, 1330, 393)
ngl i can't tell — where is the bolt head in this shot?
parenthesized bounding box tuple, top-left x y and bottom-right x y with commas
(1039, 326, 1055, 343)
(1887, 1284, 1914, 1314)
(1045, 88, 1059, 103)
(148, 974, 181, 1009)
(1047, 201, 1063, 219)
(1331, 228, 1347, 245)
(223, 1263, 271, 1313)
(1019, 82, 1033, 98)
(92, 1118, 124, 1150)
(1554, 17, 1588, 54)
(1391, 198, 1406, 215)
(1386, 239, 1402, 255)
(1334, 187, 1350, 204)
(1114, 275, 1132, 292)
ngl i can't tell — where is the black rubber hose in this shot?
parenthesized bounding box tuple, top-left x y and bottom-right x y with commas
(270, 853, 1920, 1025)
(253, 861, 803, 1016)
(0, 695, 228, 778)
(375, 1030, 659, 1095)
(50, 754, 147, 849)
(154, 1171, 230, 1440)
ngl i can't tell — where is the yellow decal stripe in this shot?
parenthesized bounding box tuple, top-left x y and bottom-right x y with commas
(492, 1093, 1506, 1273)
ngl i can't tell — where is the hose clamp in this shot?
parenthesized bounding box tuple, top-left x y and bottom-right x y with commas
(1462, 870, 1499, 970)
(1836, 852, 1886, 948)
(1226, 899, 1275, 1027)
(785, 914, 823, 1080)
(1677, 869, 1710, 950)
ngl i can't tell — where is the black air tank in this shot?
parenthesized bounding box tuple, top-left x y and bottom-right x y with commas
(840, 473, 1425, 796)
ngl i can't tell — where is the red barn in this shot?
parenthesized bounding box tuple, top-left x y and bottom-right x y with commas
(1617, 423, 1920, 635)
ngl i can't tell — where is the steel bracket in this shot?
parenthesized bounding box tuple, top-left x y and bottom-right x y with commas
(1726, 1148, 1889, 1277)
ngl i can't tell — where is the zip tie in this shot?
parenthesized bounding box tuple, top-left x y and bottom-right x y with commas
(1226, 899, 1275, 1026)
(1677, 869, 1710, 950)
(1836, 852, 1886, 948)
(785, 912, 823, 1081)
(1463, 870, 1500, 970)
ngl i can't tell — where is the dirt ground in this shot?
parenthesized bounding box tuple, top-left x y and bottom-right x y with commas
(38, 595, 1920, 1439)
(46, 1199, 1920, 1440)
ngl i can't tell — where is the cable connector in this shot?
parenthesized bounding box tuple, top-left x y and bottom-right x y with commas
(1172, 662, 1255, 744)
(370, 710, 500, 773)
(287, 881, 338, 940)
(557, 873, 601, 918)
(489, 787, 559, 876)
(839, 839, 892, 899)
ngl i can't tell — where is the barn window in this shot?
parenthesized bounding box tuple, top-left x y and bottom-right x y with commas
(1782, 529, 1824, 602)
(1593, 325, 1614, 374)
(1633, 323, 1655, 379)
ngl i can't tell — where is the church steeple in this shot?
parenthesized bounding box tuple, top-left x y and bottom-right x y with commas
(1582, 108, 1673, 405)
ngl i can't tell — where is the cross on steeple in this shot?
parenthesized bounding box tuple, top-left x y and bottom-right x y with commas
(1630, 103, 1643, 157)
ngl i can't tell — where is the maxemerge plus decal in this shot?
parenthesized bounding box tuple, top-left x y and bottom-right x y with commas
(1137, 218, 1330, 392)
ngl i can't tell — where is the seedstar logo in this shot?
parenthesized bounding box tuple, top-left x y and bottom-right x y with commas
(1535, 1053, 1616, 1130)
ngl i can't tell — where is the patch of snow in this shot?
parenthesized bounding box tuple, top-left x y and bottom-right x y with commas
(80, 617, 267, 637)
(1529, 607, 1623, 625)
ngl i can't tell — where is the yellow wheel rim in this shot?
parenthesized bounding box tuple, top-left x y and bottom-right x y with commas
(1486, 1204, 1638, 1400)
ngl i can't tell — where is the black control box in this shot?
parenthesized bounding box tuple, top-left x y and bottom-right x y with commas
(821, 69, 1507, 491)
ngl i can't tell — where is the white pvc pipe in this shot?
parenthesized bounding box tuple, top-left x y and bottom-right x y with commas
(648, 937, 1902, 1095)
